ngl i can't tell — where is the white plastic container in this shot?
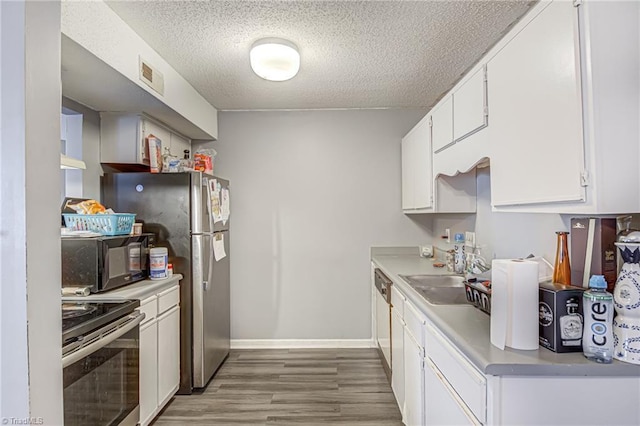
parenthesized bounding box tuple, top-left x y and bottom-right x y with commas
(149, 247, 168, 280)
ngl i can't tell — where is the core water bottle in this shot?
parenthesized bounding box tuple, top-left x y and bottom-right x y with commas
(582, 275, 614, 363)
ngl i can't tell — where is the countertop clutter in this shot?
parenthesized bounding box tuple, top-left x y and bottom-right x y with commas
(371, 247, 640, 377)
(61, 274, 183, 302)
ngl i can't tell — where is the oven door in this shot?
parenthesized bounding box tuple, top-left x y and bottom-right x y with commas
(63, 312, 144, 426)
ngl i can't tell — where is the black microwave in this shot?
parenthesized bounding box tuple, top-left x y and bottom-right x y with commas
(61, 234, 153, 293)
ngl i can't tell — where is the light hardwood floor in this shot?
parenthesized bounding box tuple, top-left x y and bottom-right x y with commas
(152, 348, 403, 426)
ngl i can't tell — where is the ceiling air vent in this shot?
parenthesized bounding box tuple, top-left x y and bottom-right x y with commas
(139, 56, 165, 96)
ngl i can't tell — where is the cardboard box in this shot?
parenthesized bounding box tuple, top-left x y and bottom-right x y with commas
(570, 217, 617, 291)
(539, 282, 585, 353)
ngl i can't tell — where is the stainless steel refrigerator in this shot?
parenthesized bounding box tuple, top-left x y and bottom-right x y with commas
(102, 172, 230, 393)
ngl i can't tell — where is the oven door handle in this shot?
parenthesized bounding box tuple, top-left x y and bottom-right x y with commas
(62, 312, 145, 368)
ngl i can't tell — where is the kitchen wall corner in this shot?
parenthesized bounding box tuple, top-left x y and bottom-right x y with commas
(197, 109, 433, 342)
(24, 1, 64, 423)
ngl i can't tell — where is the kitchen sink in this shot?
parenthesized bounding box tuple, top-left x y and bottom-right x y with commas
(399, 274, 468, 305)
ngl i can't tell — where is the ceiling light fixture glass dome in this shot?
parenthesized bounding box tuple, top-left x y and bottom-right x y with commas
(250, 38, 300, 82)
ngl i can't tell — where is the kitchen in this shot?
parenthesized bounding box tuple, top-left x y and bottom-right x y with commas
(2, 0, 640, 425)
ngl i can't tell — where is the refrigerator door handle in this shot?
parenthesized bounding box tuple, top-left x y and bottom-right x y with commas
(203, 280, 210, 291)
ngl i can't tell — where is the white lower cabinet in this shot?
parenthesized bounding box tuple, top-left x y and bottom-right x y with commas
(403, 329, 424, 426)
(139, 285, 180, 426)
(424, 358, 479, 426)
(391, 307, 405, 417)
(386, 279, 640, 426)
(157, 305, 180, 408)
(140, 320, 159, 425)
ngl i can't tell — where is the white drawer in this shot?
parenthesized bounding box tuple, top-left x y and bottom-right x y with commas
(425, 323, 486, 423)
(391, 285, 406, 318)
(404, 300, 426, 348)
(158, 285, 180, 314)
(139, 295, 158, 325)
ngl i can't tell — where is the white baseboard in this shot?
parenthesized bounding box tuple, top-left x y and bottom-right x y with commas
(230, 339, 376, 349)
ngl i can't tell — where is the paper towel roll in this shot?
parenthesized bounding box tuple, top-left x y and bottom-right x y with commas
(490, 259, 539, 350)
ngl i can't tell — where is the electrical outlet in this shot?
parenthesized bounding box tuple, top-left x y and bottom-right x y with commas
(465, 231, 476, 248)
(420, 245, 433, 258)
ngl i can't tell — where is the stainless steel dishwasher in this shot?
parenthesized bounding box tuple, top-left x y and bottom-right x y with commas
(374, 268, 392, 381)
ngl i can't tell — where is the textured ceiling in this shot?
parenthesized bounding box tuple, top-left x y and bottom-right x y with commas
(105, 0, 534, 111)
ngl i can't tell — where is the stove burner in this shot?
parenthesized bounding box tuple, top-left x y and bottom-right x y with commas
(61, 299, 140, 345)
(62, 303, 97, 319)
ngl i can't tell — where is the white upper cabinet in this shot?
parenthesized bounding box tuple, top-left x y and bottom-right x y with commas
(402, 112, 477, 214)
(453, 66, 488, 142)
(488, 0, 585, 207)
(431, 97, 454, 153)
(401, 0, 639, 215)
(401, 115, 433, 212)
(100, 113, 191, 166)
(170, 133, 191, 160)
(487, 0, 640, 213)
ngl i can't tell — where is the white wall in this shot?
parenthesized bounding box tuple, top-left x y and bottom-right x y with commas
(2, 2, 64, 422)
(202, 109, 431, 341)
(24, 1, 64, 423)
(433, 167, 570, 265)
(1, 0, 30, 419)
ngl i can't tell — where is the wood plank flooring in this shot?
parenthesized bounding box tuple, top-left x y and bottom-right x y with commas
(152, 348, 403, 426)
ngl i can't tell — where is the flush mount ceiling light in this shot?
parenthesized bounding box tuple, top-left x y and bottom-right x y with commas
(250, 38, 300, 82)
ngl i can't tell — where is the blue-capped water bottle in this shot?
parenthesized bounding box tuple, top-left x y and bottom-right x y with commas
(453, 233, 465, 274)
(582, 275, 614, 363)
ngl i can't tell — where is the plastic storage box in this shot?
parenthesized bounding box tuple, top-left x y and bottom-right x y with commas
(63, 213, 136, 236)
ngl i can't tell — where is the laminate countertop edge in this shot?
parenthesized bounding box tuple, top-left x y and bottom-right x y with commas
(371, 249, 640, 377)
(61, 274, 183, 302)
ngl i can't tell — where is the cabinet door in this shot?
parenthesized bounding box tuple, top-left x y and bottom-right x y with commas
(402, 116, 433, 211)
(141, 119, 172, 164)
(401, 135, 415, 210)
(453, 66, 487, 141)
(169, 133, 191, 158)
(412, 118, 432, 210)
(432, 97, 454, 153)
(488, 1, 585, 207)
(157, 305, 180, 406)
(391, 309, 405, 416)
(403, 329, 424, 426)
(424, 358, 480, 426)
(140, 320, 158, 426)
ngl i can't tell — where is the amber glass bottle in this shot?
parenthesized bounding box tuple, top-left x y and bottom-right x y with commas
(553, 231, 571, 285)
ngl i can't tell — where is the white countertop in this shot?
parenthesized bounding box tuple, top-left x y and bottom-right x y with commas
(62, 274, 183, 302)
(372, 247, 640, 377)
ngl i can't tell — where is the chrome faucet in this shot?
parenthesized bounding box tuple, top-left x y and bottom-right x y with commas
(466, 247, 490, 278)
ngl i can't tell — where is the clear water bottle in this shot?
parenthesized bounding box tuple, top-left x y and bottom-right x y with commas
(453, 233, 465, 274)
(582, 275, 614, 363)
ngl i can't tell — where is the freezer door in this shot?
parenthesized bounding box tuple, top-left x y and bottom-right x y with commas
(192, 231, 230, 388)
(190, 172, 211, 235)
